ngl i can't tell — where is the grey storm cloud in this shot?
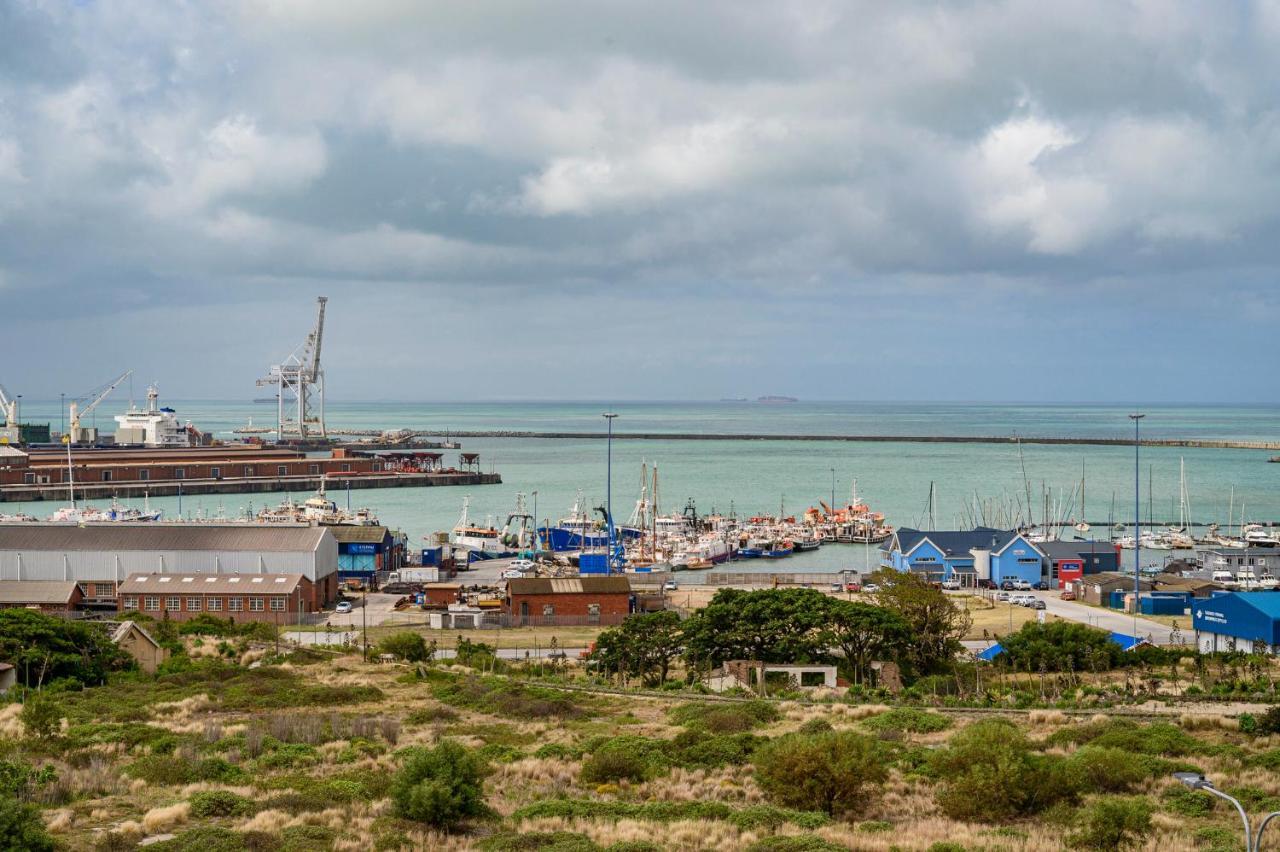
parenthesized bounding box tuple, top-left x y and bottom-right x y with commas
(1, 1, 1279, 401)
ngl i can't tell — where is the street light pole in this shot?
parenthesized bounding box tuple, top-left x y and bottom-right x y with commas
(603, 413, 618, 573)
(1174, 773, 1279, 851)
(830, 468, 836, 512)
(1129, 413, 1145, 640)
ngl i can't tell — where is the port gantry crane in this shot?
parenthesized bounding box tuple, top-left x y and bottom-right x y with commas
(0, 382, 20, 444)
(257, 296, 328, 440)
(67, 370, 133, 445)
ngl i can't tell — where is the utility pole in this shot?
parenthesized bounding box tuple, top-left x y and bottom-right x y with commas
(1130, 412, 1145, 640)
(604, 412, 618, 573)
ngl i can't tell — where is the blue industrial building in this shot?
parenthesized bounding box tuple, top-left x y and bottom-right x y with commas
(881, 528, 1045, 587)
(1192, 592, 1280, 655)
(330, 525, 403, 586)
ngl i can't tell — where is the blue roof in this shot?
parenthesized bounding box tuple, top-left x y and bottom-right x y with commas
(893, 527, 1022, 557)
(976, 643, 1003, 661)
(1108, 632, 1149, 651)
(1228, 592, 1280, 619)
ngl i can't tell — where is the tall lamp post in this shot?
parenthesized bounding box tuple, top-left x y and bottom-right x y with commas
(1129, 412, 1145, 640)
(1174, 772, 1280, 851)
(830, 468, 836, 512)
(603, 413, 618, 573)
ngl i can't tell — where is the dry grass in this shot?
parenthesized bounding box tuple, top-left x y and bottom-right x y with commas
(1027, 709, 1069, 726)
(141, 801, 190, 833)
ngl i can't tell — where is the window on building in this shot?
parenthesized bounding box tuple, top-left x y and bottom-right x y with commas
(165, 597, 180, 611)
(341, 463, 351, 472)
(587, 603, 601, 623)
(277, 465, 287, 476)
(308, 464, 319, 474)
(270, 597, 286, 611)
(373, 463, 383, 472)
(23, 472, 34, 484)
(144, 596, 159, 611)
(102, 470, 112, 482)
(244, 465, 255, 477)
(174, 468, 186, 479)
(211, 466, 221, 479)
(542, 604, 555, 617)
(228, 597, 243, 612)
(139, 469, 150, 481)
(94, 583, 113, 597)
(208, 598, 222, 612)
(124, 597, 139, 610)
(250, 598, 264, 612)
(186, 597, 202, 611)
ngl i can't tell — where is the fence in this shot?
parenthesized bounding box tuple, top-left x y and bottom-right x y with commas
(701, 572, 851, 587)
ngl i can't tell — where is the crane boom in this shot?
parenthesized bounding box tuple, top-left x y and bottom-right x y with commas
(0, 383, 16, 429)
(308, 296, 327, 377)
(68, 370, 132, 443)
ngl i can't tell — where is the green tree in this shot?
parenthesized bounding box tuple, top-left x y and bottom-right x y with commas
(869, 570, 971, 675)
(20, 694, 60, 740)
(825, 600, 911, 683)
(0, 609, 132, 687)
(682, 588, 833, 667)
(379, 631, 430, 662)
(753, 730, 887, 816)
(0, 797, 55, 852)
(929, 719, 1077, 821)
(1068, 796, 1153, 850)
(391, 739, 488, 829)
(998, 621, 1121, 672)
(589, 611, 683, 686)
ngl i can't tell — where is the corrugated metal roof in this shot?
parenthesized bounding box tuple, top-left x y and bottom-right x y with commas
(507, 576, 631, 595)
(0, 580, 79, 604)
(118, 572, 304, 594)
(327, 526, 389, 544)
(0, 524, 331, 553)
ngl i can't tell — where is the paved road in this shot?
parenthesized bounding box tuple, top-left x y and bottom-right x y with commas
(1031, 590, 1181, 645)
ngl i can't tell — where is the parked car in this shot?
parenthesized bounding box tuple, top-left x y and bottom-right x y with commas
(509, 558, 535, 571)
(977, 579, 996, 590)
(862, 583, 881, 594)
(334, 601, 353, 614)
(1031, 599, 1047, 610)
(844, 582, 861, 593)
(502, 568, 527, 579)
(1011, 579, 1033, 591)
(664, 580, 679, 591)
(1060, 589, 1077, 601)
(1033, 581, 1050, 591)
(996, 591, 1012, 601)
(1000, 580, 1015, 591)
(941, 579, 961, 591)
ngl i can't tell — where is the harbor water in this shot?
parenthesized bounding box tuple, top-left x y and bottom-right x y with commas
(10, 401, 1279, 573)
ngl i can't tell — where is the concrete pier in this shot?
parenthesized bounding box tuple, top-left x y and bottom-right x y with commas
(0, 471, 501, 503)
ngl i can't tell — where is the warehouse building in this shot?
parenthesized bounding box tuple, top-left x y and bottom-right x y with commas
(0, 580, 83, 612)
(881, 527, 1046, 586)
(1067, 572, 1153, 607)
(117, 572, 318, 624)
(330, 525, 403, 585)
(505, 576, 631, 626)
(0, 524, 338, 608)
(1038, 540, 1120, 587)
(1192, 592, 1280, 654)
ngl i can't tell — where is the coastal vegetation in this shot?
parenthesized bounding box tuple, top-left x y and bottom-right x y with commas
(6, 600, 1280, 849)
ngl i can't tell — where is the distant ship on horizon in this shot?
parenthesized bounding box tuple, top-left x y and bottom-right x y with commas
(756, 395, 798, 403)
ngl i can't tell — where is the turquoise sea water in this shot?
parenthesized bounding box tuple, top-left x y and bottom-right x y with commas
(10, 401, 1279, 572)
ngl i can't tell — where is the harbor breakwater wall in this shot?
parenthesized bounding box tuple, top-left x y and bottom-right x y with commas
(441, 431, 1280, 451)
(0, 471, 502, 503)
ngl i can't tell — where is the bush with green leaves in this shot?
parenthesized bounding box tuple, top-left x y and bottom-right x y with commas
(125, 754, 247, 786)
(1067, 796, 1152, 850)
(0, 797, 55, 852)
(379, 631, 430, 662)
(478, 832, 600, 852)
(0, 609, 133, 688)
(0, 759, 57, 800)
(431, 675, 586, 719)
(753, 730, 887, 816)
(188, 790, 256, 818)
(930, 719, 1077, 821)
(511, 799, 828, 831)
(1254, 706, 1280, 736)
(391, 739, 489, 829)
(744, 837, 846, 852)
(1067, 746, 1156, 793)
(860, 707, 950, 735)
(21, 693, 61, 740)
(668, 700, 779, 732)
(1047, 719, 1204, 757)
(580, 736, 667, 784)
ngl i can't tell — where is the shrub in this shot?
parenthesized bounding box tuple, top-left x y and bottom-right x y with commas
(126, 754, 247, 786)
(860, 707, 950, 735)
(753, 730, 887, 816)
(379, 632, 430, 662)
(406, 705, 460, 725)
(1160, 785, 1215, 817)
(188, 790, 255, 818)
(1256, 707, 1280, 736)
(1067, 796, 1152, 850)
(667, 730, 762, 769)
(1049, 719, 1204, 757)
(432, 676, 586, 719)
(797, 718, 833, 735)
(391, 739, 489, 829)
(857, 820, 893, 832)
(0, 759, 57, 800)
(931, 719, 1076, 821)
(669, 700, 779, 731)
(280, 824, 336, 852)
(21, 694, 61, 740)
(744, 837, 846, 852)
(1068, 746, 1153, 793)
(0, 797, 55, 852)
(142, 826, 248, 852)
(928, 844, 966, 852)
(510, 799, 827, 831)
(479, 833, 600, 852)
(580, 737, 666, 784)
(1194, 826, 1242, 852)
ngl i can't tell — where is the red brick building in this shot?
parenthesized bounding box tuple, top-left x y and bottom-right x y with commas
(0, 580, 83, 612)
(505, 576, 632, 626)
(423, 583, 462, 607)
(117, 572, 317, 624)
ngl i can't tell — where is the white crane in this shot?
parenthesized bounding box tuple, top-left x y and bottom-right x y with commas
(68, 371, 132, 445)
(0, 383, 19, 444)
(257, 296, 328, 439)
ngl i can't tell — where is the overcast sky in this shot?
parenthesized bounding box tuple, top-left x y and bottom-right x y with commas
(2, 1, 1278, 403)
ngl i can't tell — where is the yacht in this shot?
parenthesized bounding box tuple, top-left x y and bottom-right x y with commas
(1243, 524, 1280, 548)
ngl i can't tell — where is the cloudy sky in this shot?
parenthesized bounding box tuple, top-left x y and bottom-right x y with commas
(2, 1, 1278, 403)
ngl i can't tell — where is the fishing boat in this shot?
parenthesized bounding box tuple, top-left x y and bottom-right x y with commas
(1243, 524, 1280, 548)
(257, 480, 378, 526)
(450, 497, 516, 559)
(49, 496, 162, 523)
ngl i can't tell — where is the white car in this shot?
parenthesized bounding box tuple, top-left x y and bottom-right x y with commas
(862, 583, 881, 594)
(334, 601, 353, 614)
(502, 568, 528, 579)
(664, 580, 679, 591)
(509, 559, 535, 571)
(1011, 579, 1033, 591)
(941, 579, 961, 591)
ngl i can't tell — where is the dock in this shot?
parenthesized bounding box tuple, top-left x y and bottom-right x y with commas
(0, 471, 501, 503)
(435, 431, 1280, 451)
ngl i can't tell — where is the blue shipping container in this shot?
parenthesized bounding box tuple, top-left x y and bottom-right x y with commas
(1141, 596, 1186, 616)
(421, 548, 442, 566)
(1109, 589, 1127, 609)
(578, 553, 610, 574)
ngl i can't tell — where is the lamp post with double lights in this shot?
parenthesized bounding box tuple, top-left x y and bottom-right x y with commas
(1174, 772, 1280, 851)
